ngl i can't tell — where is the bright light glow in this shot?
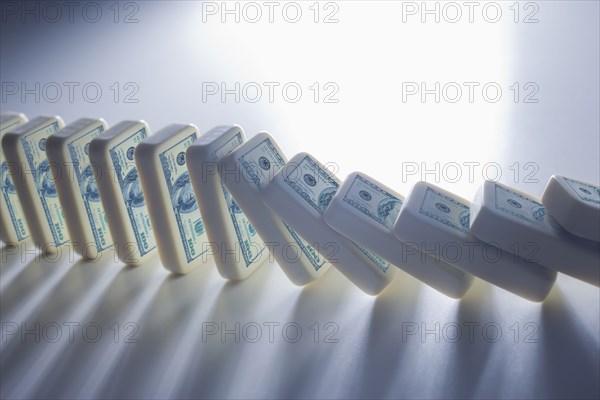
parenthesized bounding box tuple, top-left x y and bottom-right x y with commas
(189, 1, 508, 199)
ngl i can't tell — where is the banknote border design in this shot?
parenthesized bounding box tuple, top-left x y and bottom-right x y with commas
(2, 184, 31, 242)
(419, 187, 470, 234)
(159, 132, 208, 263)
(109, 127, 157, 256)
(352, 240, 390, 273)
(237, 142, 324, 271)
(342, 174, 402, 228)
(493, 184, 545, 224)
(214, 132, 266, 267)
(0, 178, 29, 241)
(564, 177, 600, 205)
(282, 221, 325, 271)
(20, 121, 69, 245)
(1, 119, 30, 240)
(67, 125, 113, 251)
(284, 158, 386, 272)
(238, 138, 285, 190)
(283, 155, 339, 215)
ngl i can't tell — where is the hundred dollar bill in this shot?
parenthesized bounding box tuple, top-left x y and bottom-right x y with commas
(0, 113, 29, 243)
(342, 174, 403, 230)
(323, 172, 472, 298)
(239, 138, 325, 271)
(419, 187, 471, 234)
(283, 155, 389, 273)
(160, 133, 208, 263)
(493, 184, 550, 225)
(213, 131, 265, 267)
(470, 180, 599, 287)
(394, 181, 556, 301)
(261, 152, 395, 294)
(19, 117, 69, 247)
(109, 126, 156, 257)
(341, 175, 465, 278)
(66, 123, 113, 251)
(564, 177, 600, 205)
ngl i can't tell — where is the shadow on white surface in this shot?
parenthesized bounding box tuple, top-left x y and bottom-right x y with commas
(0, 244, 599, 399)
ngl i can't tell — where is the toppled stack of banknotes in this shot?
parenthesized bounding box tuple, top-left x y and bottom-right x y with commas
(1, 113, 598, 302)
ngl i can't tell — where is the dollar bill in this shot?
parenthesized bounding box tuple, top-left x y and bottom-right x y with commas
(238, 138, 285, 189)
(160, 133, 208, 263)
(494, 184, 549, 225)
(67, 125, 113, 250)
(1, 117, 29, 241)
(213, 132, 266, 267)
(419, 187, 470, 234)
(346, 176, 464, 275)
(282, 155, 339, 215)
(283, 155, 389, 273)
(238, 139, 325, 271)
(564, 177, 600, 205)
(21, 121, 69, 245)
(282, 221, 325, 270)
(342, 174, 403, 230)
(353, 242, 390, 273)
(109, 127, 156, 256)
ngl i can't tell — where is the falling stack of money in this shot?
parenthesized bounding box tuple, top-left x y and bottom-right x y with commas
(1, 112, 598, 303)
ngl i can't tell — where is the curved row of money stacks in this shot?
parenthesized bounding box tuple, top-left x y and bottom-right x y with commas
(1, 114, 599, 302)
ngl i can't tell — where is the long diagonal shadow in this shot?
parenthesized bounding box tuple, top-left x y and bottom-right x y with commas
(0, 244, 40, 292)
(4, 256, 123, 399)
(0, 255, 77, 354)
(537, 287, 600, 399)
(24, 255, 166, 399)
(230, 268, 352, 398)
(357, 271, 423, 399)
(174, 261, 275, 399)
(433, 278, 495, 399)
(94, 259, 220, 399)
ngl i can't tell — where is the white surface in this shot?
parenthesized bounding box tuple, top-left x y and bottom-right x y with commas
(1, 243, 598, 399)
(46, 118, 111, 260)
(1, 1, 599, 399)
(187, 125, 268, 280)
(470, 180, 600, 286)
(0, 113, 29, 245)
(542, 175, 600, 242)
(262, 152, 395, 295)
(324, 171, 474, 299)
